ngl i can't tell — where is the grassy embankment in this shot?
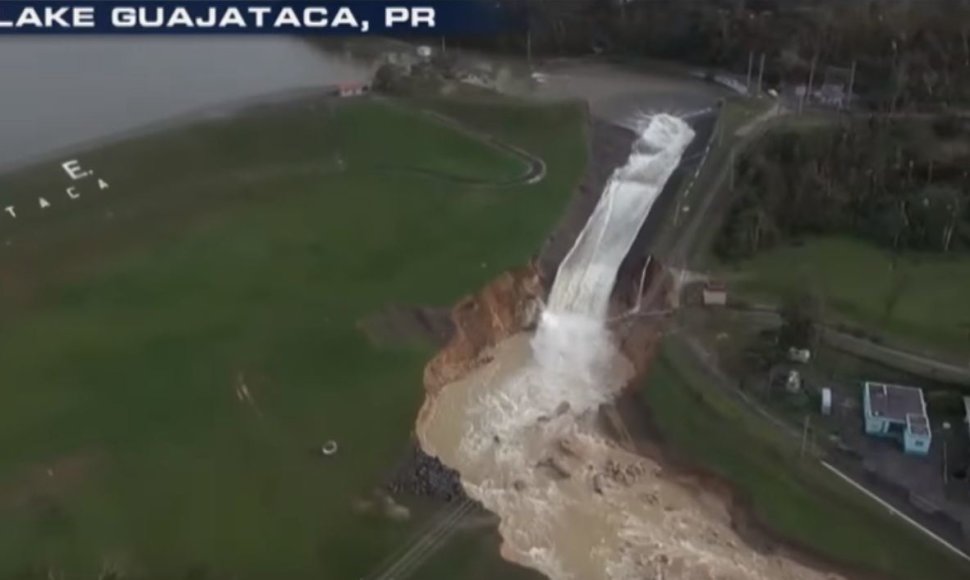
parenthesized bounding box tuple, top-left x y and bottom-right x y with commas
(720, 235, 970, 357)
(642, 341, 970, 580)
(0, 96, 582, 579)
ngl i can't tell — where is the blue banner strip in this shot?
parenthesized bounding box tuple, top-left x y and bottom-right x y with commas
(0, 1, 512, 35)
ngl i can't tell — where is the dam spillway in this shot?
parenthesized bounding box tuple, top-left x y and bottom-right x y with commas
(417, 112, 842, 580)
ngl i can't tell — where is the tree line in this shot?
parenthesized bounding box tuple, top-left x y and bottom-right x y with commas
(716, 114, 970, 259)
(450, 0, 970, 112)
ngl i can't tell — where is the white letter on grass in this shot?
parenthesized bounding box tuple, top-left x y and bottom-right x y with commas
(62, 159, 87, 180)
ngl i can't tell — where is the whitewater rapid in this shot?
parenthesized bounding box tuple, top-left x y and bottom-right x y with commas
(417, 114, 841, 580)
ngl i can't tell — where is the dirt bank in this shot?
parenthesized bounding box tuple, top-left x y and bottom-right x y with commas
(423, 261, 545, 397)
(613, 387, 894, 580)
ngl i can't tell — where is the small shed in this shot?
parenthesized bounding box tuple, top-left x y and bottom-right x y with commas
(905, 414, 932, 455)
(702, 281, 727, 307)
(337, 82, 370, 98)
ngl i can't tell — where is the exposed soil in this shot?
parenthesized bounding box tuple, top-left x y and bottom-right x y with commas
(423, 261, 545, 396)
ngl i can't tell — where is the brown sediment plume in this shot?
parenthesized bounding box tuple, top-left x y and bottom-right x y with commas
(415, 256, 864, 580)
(423, 261, 545, 396)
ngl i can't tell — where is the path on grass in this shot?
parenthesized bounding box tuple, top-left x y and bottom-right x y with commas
(113, 101, 549, 206)
(722, 306, 970, 385)
(373, 98, 547, 187)
(197, 101, 547, 190)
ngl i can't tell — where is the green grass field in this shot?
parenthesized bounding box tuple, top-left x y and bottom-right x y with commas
(721, 236, 970, 355)
(642, 341, 970, 580)
(0, 96, 583, 579)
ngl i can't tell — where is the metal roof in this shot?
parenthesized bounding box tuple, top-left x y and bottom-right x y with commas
(865, 381, 926, 422)
(907, 414, 931, 437)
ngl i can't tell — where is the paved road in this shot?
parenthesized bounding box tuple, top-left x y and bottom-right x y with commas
(724, 306, 970, 385)
(655, 98, 970, 564)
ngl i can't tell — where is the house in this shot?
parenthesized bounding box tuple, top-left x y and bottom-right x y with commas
(794, 82, 852, 108)
(863, 381, 932, 455)
(701, 281, 727, 306)
(337, 82, 369, 98)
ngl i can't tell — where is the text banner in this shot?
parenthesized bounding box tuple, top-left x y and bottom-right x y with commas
(0, 1, 513, 35)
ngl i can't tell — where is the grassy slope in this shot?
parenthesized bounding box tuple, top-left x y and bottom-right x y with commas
(721, 236, 970, 354)
(0, 97, 584, 579)
(642, 342, 970, 580)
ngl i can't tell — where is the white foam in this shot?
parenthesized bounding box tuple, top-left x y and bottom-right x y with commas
(426, 114, 696, 579)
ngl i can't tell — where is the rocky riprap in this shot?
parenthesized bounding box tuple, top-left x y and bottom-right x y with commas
(386, 444, 466, 502)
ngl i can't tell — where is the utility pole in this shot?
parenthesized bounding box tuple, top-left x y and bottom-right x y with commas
(801, 51, 818, 114)
(943, 436, 949, 484)
(746, 50, 754, 93)
(756, 52, 766, 95)
(845, 59, 857, 111)
(800, 415, 811, 459)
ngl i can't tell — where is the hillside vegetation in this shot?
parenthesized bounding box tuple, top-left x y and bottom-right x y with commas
(0, 97, 584, 579)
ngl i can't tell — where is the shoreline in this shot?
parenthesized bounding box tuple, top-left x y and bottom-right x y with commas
(0, 85, 354, 178)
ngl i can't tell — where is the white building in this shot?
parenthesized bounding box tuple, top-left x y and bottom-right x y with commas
(337, 82, 369, 98)
(702, 281, 728, 306)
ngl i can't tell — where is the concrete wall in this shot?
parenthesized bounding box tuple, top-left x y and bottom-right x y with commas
(903, 430, 932, 455)
(865, 415, 890, 436)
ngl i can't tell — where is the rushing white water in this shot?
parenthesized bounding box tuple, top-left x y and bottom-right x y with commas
(457, 114, 693, 461)
(546, 114, 694, 319)
(423, 114, 694, 575)
(419, 113, 843, 580)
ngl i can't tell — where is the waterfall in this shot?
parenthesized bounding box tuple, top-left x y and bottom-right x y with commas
(531, 114, 694, 396)
(546, 114, 695, 320)
(419, 113, 698, 580)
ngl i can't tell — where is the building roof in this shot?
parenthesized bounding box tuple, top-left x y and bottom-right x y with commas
(865, 381, 926, 423)
(907, 414, 931, 437)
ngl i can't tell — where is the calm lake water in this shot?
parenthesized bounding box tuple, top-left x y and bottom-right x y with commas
(0, 37, 371, 171)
